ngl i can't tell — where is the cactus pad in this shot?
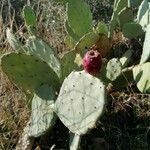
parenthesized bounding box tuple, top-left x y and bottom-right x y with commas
(25, 36, 61, 77)
(55, 71, 106, 135)
(66, 0, 92, 38)
(122, 22, 143, 38)
(137, 0, 149, 31)
(6, 28, 23, 51)
(29, 85, 56, 137)
(140, 24, 150, 64)
(133, 62, 150, 93)
(106, 58, 122, 81)
(75, 32, 99, 55)
(1, 53, 59, 91)
(118, 7, 134, 28)
(23, 5, 37, 27)
(65, 21, 79, 41)
(70, 133, 81, 150)
(95, 22, 108, 35)
(60, 50, 80, 81)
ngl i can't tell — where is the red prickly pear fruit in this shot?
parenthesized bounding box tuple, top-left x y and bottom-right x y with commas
(83, 50, 102, 75)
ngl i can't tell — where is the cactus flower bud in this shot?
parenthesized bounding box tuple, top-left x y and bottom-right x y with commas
(83, 50, 102, 75)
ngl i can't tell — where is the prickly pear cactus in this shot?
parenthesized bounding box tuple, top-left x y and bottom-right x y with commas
(25, 36, 61, 77)
(23, 5, 37, 27)
(106, 58, 122, 81)
(64, 35, 76, 50)
(122, 22, 143, 38)
(119, 49, 133, 68)
(1, 53, 60, 91)
(70, 133, 81, 150)
(137, 0, 150, 31)
(140, 24, 150, 64)
(6, 28, 23, 51)
(60, 50, 80, 81)
(66, 0, 92, 39)
(55, 71, 106, 135)
(65, 21, 79, 41)
(94, 22, 108, 35)
(75, 32, 99, 54)
(82, 50, 102, 75)
(133, 62, 150, 93)
(29, 85, 56, 137)
(109, 0, 128, 37)
(118, 7, 134, 28)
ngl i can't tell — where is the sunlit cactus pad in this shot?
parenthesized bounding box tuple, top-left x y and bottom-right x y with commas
(1, 53, 59, 91)
(29, 85, 56, 137)
(55, 71, 106, 135)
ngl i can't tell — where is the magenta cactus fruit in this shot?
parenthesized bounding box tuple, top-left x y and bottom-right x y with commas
(83, 50, 102, 75)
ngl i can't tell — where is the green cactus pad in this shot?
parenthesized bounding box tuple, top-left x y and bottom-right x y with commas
(6, 28, 23, 51)
(119, 49, 133, 68)
(65, 21, 79, 41)
(25, 36, 61, 77)
(23, 5, 37, 27)
(95, 22, 108, 35)
(114, 0, 128, 12)
(109, 0, 128, 37)
(1, 53, 60, 91)
(60, 50, 80, 81)
(118, 7, 134, 28)
(29, 85, 56, 137)
(129, 0, 143, 7)
(75, 32, 99, 54)
(66, 0, 92, 38)
(106, 58, 122, 81)
(122, 22, 143, 38)
(133, 62, 150, 93)
(64, 35, 76, 50)
(140, 24, 150, 64)
(112, 68, 133, 89)
(55, 71, 106, 135)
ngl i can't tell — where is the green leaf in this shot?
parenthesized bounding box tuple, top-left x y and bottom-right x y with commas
(133, 63, 150, 93)
(29, 85, 56, 137)
(67, 0, 92, 38)
(140, 24, 150, 64)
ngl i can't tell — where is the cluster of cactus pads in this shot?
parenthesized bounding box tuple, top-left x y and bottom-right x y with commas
(1, 0, 150, 149)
